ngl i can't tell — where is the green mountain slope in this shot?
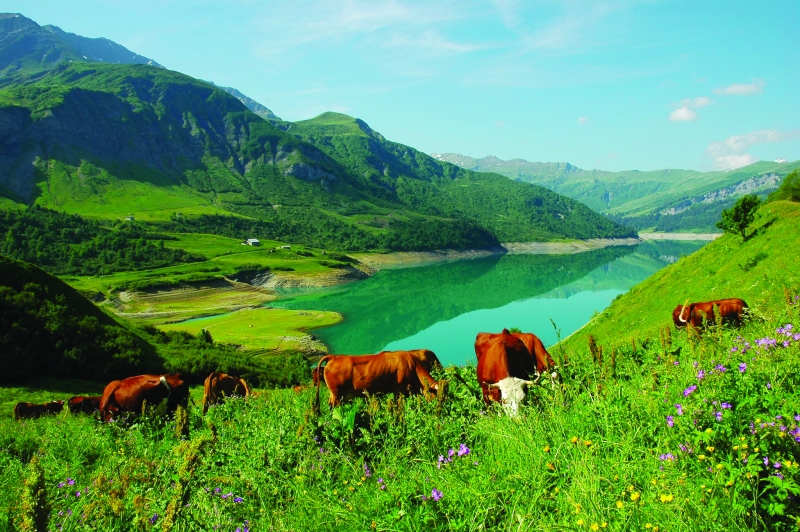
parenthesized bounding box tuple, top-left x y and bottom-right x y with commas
(288, 113, 634, 242)
(0, 254, 160, 383)
(436, 152, 800, 232)
(0, 15, 635, 250)
(562, 200, 800, 350)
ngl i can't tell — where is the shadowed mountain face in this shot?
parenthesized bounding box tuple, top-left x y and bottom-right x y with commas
(41, 24, 163, 68)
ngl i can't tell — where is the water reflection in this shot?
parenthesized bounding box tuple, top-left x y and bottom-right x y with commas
(273, 241, 705, 366)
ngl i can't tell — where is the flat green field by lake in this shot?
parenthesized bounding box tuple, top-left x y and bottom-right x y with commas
(158, 307, 342, 353)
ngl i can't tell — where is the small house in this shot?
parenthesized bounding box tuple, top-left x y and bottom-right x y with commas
(246, 239, 261, 246)
(124, 216, 135, 221)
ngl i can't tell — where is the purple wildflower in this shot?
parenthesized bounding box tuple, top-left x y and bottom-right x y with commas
(431, 488, 443, 501)
(774, 462, 782, 469)
(659, 453, 675, 461)
(363, 462, 372, 478)
(715, 364, 727, 373)
(715, 411, 723, 421)
(458, 443, 471, 457)
(234, 497, 243, 503)
(674, 361, 680, 366)
(666, 416, 674, 427)
(675, 404, 683, 415)
(448, 448, 456, 459)
(775, 472, 784, 480)
(764, 456, 770, 467)
(767, 382, 772, 390)
(739, 363, 747, 373)
(721, 402, 732, 409)
(683, 385, 697, 397)
(697, 369, 706, 380)
(149, 514, 158, 525)
(693, 361, 699, 368)
(67, 479, 75, 486)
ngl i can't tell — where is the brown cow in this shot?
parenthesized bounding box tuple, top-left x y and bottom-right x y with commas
(99, 374, 188, 422)
(14, 401, 64, 420)
(312, 349, 441, 385)
(476, 329, 539, 416)
(511, 332, 556, 375)
(314, 351, 439, 410)
(673, 298, 749, 329)
(202, 372, 251, 414)
(67, 396, 102, 415)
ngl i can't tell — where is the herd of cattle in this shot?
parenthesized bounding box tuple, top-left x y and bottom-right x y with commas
(12, 298, 749, 421)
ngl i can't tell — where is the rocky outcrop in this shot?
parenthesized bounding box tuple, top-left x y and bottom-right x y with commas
(660, 173, 782, 216)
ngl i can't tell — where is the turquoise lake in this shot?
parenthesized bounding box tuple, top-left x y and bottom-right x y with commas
(272, 241, 706, 366)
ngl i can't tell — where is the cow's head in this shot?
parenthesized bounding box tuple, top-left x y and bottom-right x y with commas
(672, 299, 691, 327)
(486, 375, 538, 417)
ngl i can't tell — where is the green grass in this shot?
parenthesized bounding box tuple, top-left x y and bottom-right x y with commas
(158, 307, 342, 353)
(2, 309, 800, 530)
(563, 200, 800, 352)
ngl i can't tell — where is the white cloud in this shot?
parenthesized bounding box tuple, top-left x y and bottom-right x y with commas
(578, 116, 588, 124)
(706, 129, 800, 170)
(669, 106, 697, 122)
(712, 154, 757, 170)
(713, 79, 765, 96)
(679, 96, 712, 108)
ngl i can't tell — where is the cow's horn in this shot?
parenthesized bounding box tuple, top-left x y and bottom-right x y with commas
(526, 372, 541, 385)
(486, 382, 499, 389)
(678, 299, 690, 323)
(160, 376, 170, 391)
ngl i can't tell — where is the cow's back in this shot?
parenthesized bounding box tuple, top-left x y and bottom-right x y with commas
(512, 332, 555, 372)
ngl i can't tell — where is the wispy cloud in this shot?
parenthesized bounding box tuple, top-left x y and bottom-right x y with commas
(669, 107, 697, 122)
(382, 30, 492, 55)
(706, 129, 799, 169)
(252, 0, 460, 55)
(713, 78, 765, 96)
(578, 116, 588, 124)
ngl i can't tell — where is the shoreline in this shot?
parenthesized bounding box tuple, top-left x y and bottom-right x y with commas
(354, 237, 642, 271)
(638, 232, 722, 241)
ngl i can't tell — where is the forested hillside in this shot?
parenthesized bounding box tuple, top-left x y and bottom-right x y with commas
(0, 13, 634, 253)
(437, 152, 799, 232)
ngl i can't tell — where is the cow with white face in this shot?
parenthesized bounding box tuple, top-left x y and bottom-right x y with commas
(486, 376, 539, 417)
(475, 329, 540, 417)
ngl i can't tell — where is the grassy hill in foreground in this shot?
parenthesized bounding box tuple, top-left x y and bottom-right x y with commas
(562, 200, 800, 352)
(2, 297, 799, 529)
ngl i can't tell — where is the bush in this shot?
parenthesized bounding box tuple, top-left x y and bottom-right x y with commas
(769, 169, 800, 203)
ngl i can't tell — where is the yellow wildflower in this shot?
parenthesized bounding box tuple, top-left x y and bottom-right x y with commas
(616, 501, 624, 509)
(698, 454, 706, 461)
(591, 524, 599, 531)
(705, 428, 713, 434)
(577, 519, 585, 526)
(544, 446, 551, 452)
(571, 436, 579, 444)
(584, 440, 593, 447)
(601, 523, 608, 528)
(547, 462, 555, 471)
(630, 492, 640, 501)
(660, 494, 674, 503)
(706, 446, 715, 452)
(645, 524, 652, 529)
(716, 464, 724, 470)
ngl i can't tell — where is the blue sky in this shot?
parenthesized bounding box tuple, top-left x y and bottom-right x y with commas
(8, 1, 800, 171)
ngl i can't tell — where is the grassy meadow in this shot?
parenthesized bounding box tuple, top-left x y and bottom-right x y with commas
(3, 303, 800, 530)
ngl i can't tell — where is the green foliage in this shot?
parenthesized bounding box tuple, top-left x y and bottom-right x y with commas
(0, 255, 160, 383)
(769, 169, 800, 203)
(716, 195, 762, 239)
(0, 206, 205, 275)
(16, 455, 50, 532)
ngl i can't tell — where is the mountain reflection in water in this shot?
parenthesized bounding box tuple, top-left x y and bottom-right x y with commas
(272, 241, 706, 366)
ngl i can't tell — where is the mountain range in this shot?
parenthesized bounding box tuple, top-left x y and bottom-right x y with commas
(0, 13, 635, 251)
(433, 153, 800, 232)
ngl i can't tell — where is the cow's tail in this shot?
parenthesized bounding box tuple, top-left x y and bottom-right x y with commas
(678, 299, 690, 323)
(313, 356, 333, 414)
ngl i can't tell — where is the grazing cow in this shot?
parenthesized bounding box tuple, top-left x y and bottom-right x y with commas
(511, 332, 557, 376)
(14, 401, 64, 421)
(673, 298, 749, 329)
(67, 396, 102, 415)
(99, 374, 188, 422)
(475, 329, 539, 416)
(314, 351, 439, 410)
(202, 372, 251, 414)
(313, 349, 441, 387)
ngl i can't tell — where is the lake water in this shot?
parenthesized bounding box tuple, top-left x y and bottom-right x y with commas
(272, 241, 706, 366)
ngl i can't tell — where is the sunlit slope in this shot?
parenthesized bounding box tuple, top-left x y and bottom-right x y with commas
(438, 152, 800, 232)
(563, 200, 800, 350)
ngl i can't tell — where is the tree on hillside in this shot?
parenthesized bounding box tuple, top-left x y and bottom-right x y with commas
(768, 169, 800, 203)
(716, 195, 761, 240)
